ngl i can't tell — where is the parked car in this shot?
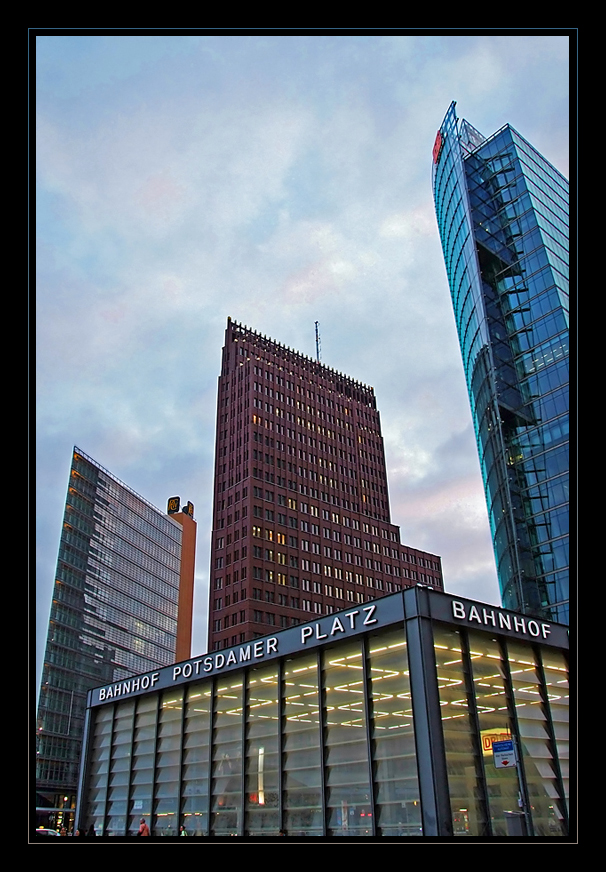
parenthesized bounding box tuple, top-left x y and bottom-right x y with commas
(35, 827, 61, 837)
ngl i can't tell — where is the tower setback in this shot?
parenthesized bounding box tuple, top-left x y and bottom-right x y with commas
(208, 319, 443, 651)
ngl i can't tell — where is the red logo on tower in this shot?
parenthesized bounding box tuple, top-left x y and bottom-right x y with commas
(433, 130, 444, 164)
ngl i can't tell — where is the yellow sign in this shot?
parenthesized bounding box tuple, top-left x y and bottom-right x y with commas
(480, 728, 511, 756)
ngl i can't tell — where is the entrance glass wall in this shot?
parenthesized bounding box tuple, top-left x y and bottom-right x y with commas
(467, 631, 520, 836)
(282, 653, 322, 835)
(210, 674, 244, 835)
(181, 682, 211, 834)
(433, 625, 488, 835)
(154, 690, 183, 835)
(367, 628, 421, 836)
(246, 665, 280, 834)
(433, 623, 569, 837)
(506, 641, 567, 835)
(323, 640, 372, 836)
(77, 601, 569, 838)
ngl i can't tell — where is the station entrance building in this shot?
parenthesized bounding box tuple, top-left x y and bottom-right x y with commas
(76, 587, 570, 838)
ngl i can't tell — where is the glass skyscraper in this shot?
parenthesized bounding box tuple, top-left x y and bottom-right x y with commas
(432, 102, 569, 624)
(36, 447, 197, 832)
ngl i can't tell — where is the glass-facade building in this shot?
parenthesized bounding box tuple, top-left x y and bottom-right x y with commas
(432, 103, 569, 624)
(75, 587, 570, 839)
(36, 447, 196, 832)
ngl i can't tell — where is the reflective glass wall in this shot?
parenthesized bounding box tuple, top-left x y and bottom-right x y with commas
(432, 104, 569, 624)
(433, 624, 568, 837)
(37, 447, 185, 812)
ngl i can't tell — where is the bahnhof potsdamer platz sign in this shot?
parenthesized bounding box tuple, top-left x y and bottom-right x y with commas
(75, 587, 570, 838)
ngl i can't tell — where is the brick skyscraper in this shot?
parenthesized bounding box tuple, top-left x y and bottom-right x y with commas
(208, 319, 443, 651)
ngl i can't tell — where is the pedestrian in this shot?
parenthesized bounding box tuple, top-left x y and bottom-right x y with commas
(179, 825, 188, 836)
(87, 824, 96, 836)
(138, 818, 150, 837)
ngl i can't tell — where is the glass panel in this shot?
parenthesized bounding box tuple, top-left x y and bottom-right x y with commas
(211, 674, 244, 835)
(245, 665, 280, 835)
(153, 689, 183, 836)
(541, 647, 569, 817)
(433, 625, 487, 836)
(105, 699, 134, 836)
(323, 640, 372, 836)
(282, 653, 322, 836)
(368, 628, 422, 836)
(85, 705, 113, 836)
(182, 680, 212, 835)
(507, 641, 567, 835)
(467, 631, 519, 836)
(128, 695, 158, 835)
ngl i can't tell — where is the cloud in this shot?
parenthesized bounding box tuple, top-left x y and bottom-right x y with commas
(36, 34, 568, 681)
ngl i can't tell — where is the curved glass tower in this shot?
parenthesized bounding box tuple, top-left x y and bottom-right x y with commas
(432, 103, 569, 623)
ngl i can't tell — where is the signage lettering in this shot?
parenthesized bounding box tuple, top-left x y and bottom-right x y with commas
(171, 638, 280, 681)
(93, 597, 388, 704)
(99, 672, 159, 701)
(90, 592, 561, 710)
(301, 605, 377, 645)
(451, 600, 551, 639)
(493, 739, 517, 769)
(363, 604, 377, 625)
(330, 616, 344, 635)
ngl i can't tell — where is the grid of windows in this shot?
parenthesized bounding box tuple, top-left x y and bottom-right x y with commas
(36, 447, 191, 813)
(432, 103, 569, 624)
(209, 320, 444, 650)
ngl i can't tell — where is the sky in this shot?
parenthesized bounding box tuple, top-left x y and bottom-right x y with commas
(35, 32, 570, 690)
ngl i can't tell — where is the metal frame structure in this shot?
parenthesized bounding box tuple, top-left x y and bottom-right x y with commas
(75, 588, 570, 838)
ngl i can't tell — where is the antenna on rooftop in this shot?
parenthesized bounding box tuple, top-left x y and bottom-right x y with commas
(315, 321, 322, 362)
